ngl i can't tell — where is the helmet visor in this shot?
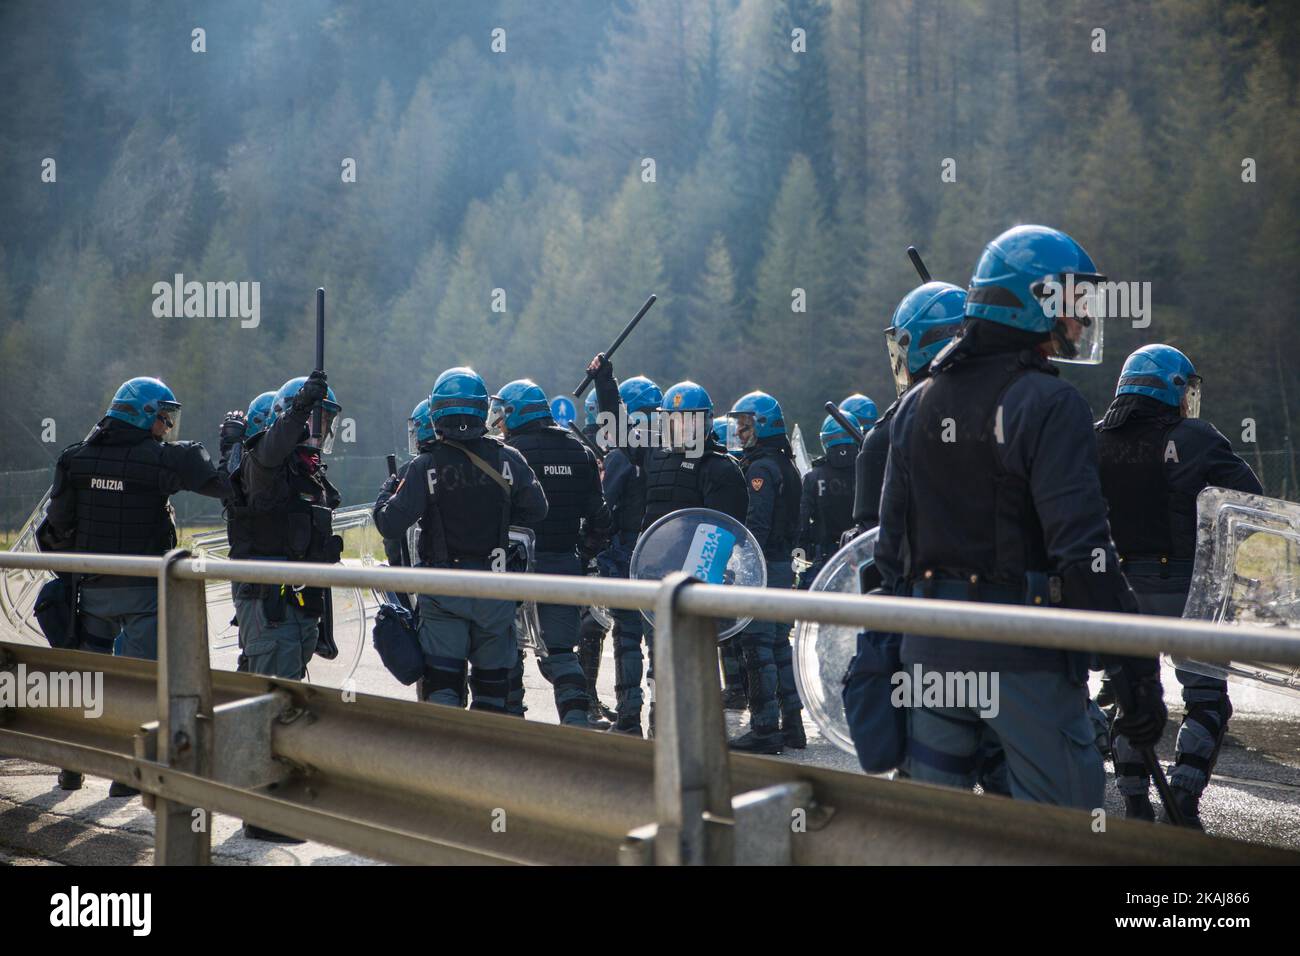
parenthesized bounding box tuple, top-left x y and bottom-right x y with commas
(1049, 308, 1104, 365)
(1183, 377, 1202, 419)
(157, 404, 181, 442)
(727, 412, 755, 452)
(884, 327, 912, 397)
(304, 409, 338, 454)
(407, 418, 421, 457)
(486, 398, 506, 435)
(664, 410, 708, 454)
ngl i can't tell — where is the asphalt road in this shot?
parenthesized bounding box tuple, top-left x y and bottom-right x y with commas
(2, 598, 1298, 864)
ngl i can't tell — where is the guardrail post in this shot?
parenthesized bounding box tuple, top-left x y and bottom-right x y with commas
(154, 549, 214, 865)
(652, 572, 733, 865)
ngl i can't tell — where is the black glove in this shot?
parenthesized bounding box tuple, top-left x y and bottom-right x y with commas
(219, 411, 247, 453)
(380, 473, 400, 496)
(589, 352, 613, 383)
(1109, 665, 1167, 748)
(293, 370, 329, 412)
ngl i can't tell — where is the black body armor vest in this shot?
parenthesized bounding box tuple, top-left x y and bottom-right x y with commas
(905, 352, 1051, 586)
(59, 427, 176, 559)
(1096, 416, 1180, 559)
(417, 438, 512, 565)
(508, 424, 594, 553)
(807, 444, 856, 556)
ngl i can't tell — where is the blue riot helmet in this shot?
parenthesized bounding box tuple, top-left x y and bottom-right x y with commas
(429, 367, 490, 437)
(407, 398, 435, 455)
(619, 375, 663, 414)
(584, 389, 600, 428)
(660, 381, 712, 453)
(617, 374, 664, 442)
(711, 416, 730, 445)
(819, 412, 859, 454)
(244, 390, 278, 441)
(728, 391, 785, 452)
(272, 376, 342, 453)
(965, 225, 1106, 364)
(884, 282, 967, 396)
(489, 379, 552, 434)
(106, 377, 182, 440)
(1116, 345, 1202, 419)
(839, 393, 879, 430)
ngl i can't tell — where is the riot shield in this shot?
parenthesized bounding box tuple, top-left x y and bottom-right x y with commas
(509, 526, 547, 659)
(1176, 488, 1300, 696)
(629, 508, 766, 640)
(792, 527, 879, 754)
(790, 423, 812, 478)
(0, 488, 55, 645)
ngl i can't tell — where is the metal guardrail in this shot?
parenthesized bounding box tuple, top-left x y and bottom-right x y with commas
(0, 548, 1298, 866)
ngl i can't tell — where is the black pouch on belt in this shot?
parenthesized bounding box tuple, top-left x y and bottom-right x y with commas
(263, 585, 287, 623)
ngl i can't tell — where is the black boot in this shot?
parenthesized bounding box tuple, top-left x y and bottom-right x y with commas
(722, 686, 748, 711)
(1123, 792, 1155, 822)
(57, 770, 83, 791)
(609, 717, 642, 737)
(730, 728, 784, 755)
(781, 710, 807, 750)
(108, 781, 140, 798)
(1167, 788, 1203, 830)
(243, 823, 306, 844)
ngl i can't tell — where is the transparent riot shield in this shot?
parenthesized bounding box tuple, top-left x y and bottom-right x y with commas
(1176, 488, 1300, 696)
(509, 526, 546, 659)
(0, 488, 55, 645)
(792, 527, 879, 754)
(630, 508, 766, 640)
(790, 423, 812, 478)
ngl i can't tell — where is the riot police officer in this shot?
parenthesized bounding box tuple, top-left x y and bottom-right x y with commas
(227, 371, 343, 686)
(875, 225, 1167, 808)
(575, 386, 617, 727)
(374, 367, 547, 713)
(847, 282, 965, 538)
(218, 388, 277, 672)
(41, 376, 229, 794)
(1096, 344, 1262, 826)
(378, 398, 435, 572)
(587, 355, 660, 735)
(637, 381, 747, 736)
(797, 412, 862, 586)
(491, 379, 611, 727)
(726, 391, 804, 753)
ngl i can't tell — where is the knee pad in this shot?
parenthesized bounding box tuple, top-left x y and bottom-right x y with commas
(470, 666, 510, 703)
(426, 657, 468, 704)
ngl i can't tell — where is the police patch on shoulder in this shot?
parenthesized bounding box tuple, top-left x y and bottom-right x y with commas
(750, 477, 764, 492)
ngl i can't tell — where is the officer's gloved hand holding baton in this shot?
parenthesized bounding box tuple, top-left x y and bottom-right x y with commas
(1109, 663, 1167, 748)
(294, 369, 330, 412)
(587, 353, 614, 384)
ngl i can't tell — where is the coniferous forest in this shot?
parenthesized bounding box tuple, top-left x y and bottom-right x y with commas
(0, 0, 1297, 520)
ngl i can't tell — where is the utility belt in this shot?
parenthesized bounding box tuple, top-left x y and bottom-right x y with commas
(428, 554, 494, 571)
(252, 583, 327, 622)
(910, 569, 1064, 607)
(1118, 555, 1194, 579)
